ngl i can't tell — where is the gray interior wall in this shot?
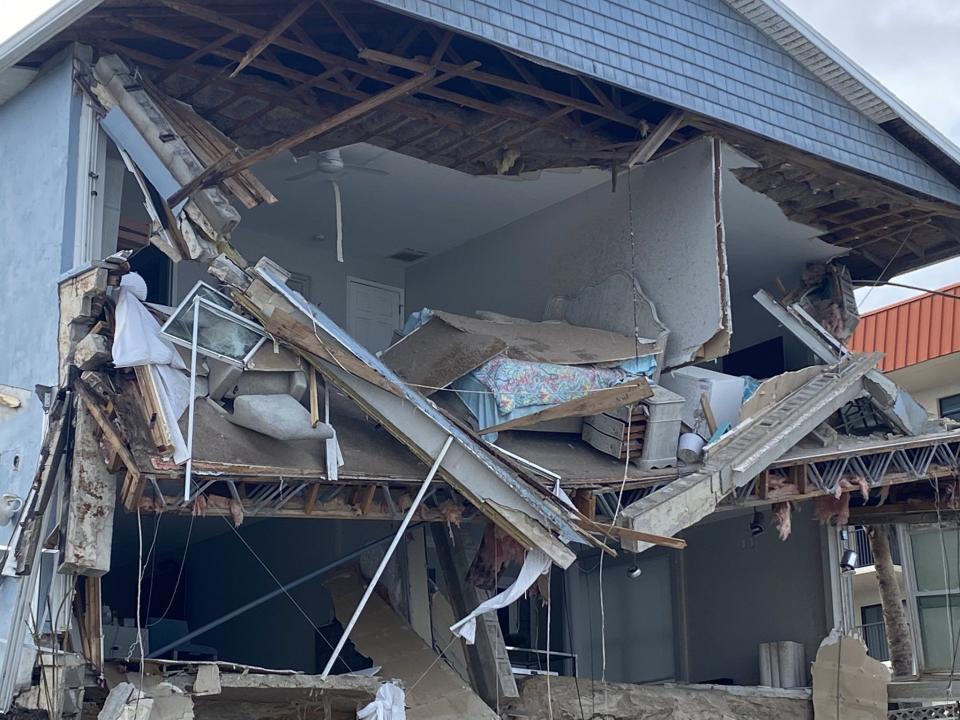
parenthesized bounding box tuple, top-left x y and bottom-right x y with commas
(404, 139, 723, 366)
(172, 226, 405, 326)
(564, 550, 676, 683)
(682, 510, 828, 685)
(179, 518, 373, 671)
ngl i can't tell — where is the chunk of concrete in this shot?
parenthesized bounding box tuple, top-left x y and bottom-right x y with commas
(74, 331, 112, 371)
(227, 393, 334, 441)
(98, 683, 152, 720)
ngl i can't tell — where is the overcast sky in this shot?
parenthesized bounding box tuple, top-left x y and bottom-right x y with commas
(2, 1, 958, 311)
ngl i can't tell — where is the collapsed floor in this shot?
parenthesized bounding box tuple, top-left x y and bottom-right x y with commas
(5, 19, 960, 720)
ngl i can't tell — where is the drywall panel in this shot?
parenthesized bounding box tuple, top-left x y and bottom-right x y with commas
(682, 511, 829, 685)
(172, 225, 405, 326)
(405, 138, 728, 368)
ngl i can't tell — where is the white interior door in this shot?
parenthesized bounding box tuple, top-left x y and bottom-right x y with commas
(346, 277, 403, 352)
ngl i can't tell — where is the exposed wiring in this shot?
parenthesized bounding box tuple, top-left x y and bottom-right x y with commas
(857, 230, 912, 308)
(146, 511, 196, 628)
(854, 280, 960, 301)
(214, 511, 355, 672)
(546, 565, 554, 720)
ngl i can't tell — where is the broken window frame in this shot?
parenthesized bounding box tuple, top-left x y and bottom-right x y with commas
(160, 281, 267, 367)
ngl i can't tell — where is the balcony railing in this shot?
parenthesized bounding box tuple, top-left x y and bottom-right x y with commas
(852, 527, 901, 568)
(854, 620, 890, 662)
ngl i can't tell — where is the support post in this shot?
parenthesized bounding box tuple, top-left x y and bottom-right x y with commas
(320, 435, 454, 678)
(184, 297, 200, 501)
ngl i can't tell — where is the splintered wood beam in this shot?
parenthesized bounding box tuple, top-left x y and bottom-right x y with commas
(317, 0, 367, 52)
(169, 66, 464, 204)
(430, 30, 453, 64)
(230, 0, 317, 78)
(157, 30, 240, 83)
(626, 109, 685, 167)
(359, 48, 647, 130)
(461, 105, 575, 165)
(579, 75, 616, 112)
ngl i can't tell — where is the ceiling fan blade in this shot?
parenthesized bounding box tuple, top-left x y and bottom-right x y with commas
(345, 164, 390, 176)
(285, 166, 325, 182)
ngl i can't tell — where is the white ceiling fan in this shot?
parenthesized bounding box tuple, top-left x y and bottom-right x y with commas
(286, 148, 390, 182)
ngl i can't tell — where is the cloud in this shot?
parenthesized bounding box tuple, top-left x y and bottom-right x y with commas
(784, 0, 960, 306)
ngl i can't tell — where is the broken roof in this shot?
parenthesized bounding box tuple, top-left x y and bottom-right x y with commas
(4, 1, 960, 277)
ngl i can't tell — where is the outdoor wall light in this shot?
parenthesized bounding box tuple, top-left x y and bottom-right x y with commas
(750, 509, 764, 536)
(840, 548, 859, 572)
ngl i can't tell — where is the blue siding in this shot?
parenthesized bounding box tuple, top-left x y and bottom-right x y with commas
(372, 0, 960, 204)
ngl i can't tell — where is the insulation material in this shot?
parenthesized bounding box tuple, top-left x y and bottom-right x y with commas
(466, 523, 527, 591)
(811, 630, 889, 719)
(357, 683, 405, 720)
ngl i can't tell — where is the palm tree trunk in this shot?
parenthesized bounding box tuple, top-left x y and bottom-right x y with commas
(868, 525, 913, 676)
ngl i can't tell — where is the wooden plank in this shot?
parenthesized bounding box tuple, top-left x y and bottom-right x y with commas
(303, 483, 321, 515)
(484, 381, 652, 433)
(230, 0, 317, 78)
(169, 66, 468, 202)
(317, 0, 367, 51)
(358, 484, 377, 515)
(575, 516, 686, 550)
(308, 367, 320, 427)
(573, 490, 596, 521)
(757, 468, 770, 500)
(627, 109, 686, 167)
(699, 392, 718, 436)
(76, 386, 140, 486)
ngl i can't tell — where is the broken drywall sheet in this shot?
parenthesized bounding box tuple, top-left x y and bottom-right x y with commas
(404, 138, 728, 368)
(325, 570, 498, 720)
(811, 630, 889, 719)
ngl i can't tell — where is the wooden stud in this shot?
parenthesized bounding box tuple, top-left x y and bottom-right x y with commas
(168, 65, 470, 201)
(308, 367, 320, 428)
(699, 392, 718, 437)
(230, 0, 317, 78)
(317, 0, 367, 52)
(358, 484, 377, 515)
(304, 483, 321, 515)
(757, 469, 770, 500)
(627, 109, 686, 167)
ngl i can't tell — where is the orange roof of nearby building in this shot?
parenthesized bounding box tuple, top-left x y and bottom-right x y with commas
(850, 282, 960, 371)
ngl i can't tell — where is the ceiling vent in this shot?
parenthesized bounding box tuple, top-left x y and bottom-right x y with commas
(387, 248, 429, 263)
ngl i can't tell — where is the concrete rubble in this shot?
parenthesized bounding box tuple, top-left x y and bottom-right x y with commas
(503, 677, 813, 720)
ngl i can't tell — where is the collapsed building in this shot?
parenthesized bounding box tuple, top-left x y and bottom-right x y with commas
(2, 0, 960, 718)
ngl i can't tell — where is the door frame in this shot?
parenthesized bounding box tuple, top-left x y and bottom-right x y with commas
(345, 275, 405, 341)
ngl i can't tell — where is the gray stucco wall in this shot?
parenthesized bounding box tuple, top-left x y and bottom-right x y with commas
(0, 48, 81, 698)
(682, 511, 828, 685)
(0, 50, 79, 532)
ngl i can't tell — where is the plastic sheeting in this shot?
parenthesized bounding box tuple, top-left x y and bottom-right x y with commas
(112, 273, 191, 463)
(357, 682, 406, 720)
(450, 548, 551, 645)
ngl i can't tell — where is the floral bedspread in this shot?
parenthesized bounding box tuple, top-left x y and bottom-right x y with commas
(472, 356, 633, 414)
